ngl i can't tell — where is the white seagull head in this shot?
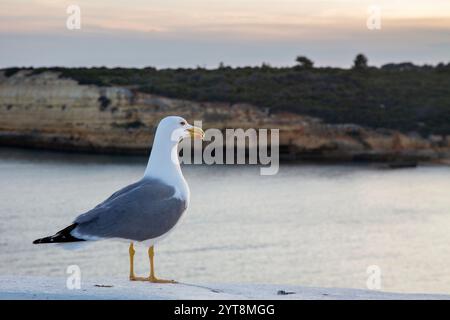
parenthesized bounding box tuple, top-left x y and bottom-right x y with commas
(156, 116, 204, 144)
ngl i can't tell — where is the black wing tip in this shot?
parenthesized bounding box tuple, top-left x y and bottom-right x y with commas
(32, 236, 55, 244)
(33, 223, 85, 244)
(33, 238, 43, 244)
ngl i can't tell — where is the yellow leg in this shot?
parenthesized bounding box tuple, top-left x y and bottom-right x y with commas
(129, 242, 136, 280)
(129, 242, 146, 281)
(147, 246, 177, 284)
(128, 243, 176, 283)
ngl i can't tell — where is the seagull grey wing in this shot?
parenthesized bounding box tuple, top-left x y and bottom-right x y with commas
(73, 179, 187, 241)
(93, 180, 143, 209)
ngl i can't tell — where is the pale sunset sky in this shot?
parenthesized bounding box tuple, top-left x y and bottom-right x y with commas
(1, 0, 449, 68)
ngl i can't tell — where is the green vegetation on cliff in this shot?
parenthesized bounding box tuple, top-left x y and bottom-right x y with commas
(4, 57, 450, 135)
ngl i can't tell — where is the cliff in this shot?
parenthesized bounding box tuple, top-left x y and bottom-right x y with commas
(0, 70, 449, 162)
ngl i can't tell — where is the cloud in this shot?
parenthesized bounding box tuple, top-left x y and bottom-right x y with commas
(0, 0, 449, 68)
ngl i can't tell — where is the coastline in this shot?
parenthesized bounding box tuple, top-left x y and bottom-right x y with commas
(1, 70, 449, 164)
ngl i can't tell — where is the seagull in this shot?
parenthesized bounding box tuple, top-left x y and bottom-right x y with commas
(33, 116, 205, 283)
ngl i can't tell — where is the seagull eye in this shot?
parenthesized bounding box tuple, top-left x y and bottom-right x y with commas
(180, 121, 186, 126)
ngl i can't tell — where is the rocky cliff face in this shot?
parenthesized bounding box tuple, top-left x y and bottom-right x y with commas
(0, 70, 448, 161)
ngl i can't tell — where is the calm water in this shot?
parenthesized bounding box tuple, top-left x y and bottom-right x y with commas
(1, 148, 450, 294)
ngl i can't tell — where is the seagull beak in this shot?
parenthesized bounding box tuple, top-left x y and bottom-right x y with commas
(187, 126, 205, 140)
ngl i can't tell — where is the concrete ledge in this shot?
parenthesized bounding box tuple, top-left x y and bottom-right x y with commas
(0, 276, 449, 300)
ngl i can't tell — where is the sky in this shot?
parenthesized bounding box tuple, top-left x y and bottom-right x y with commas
(1, 0, 450, 68)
